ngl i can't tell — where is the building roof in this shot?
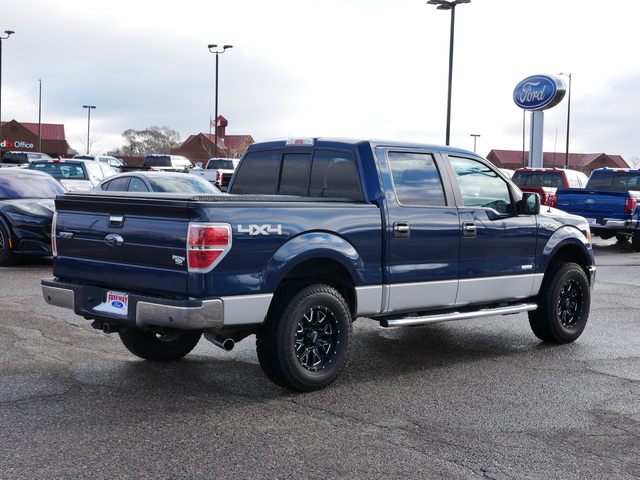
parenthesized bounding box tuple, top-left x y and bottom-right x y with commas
(2, 121, 66, 141)
(488, 149, 629, 169)
(202, 133, 253, 152)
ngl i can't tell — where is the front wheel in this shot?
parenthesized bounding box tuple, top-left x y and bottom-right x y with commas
(118, 328, 201, 361)
(0, 223, 15, 266)
(256, 284, 352, 391)
(528, 262, 590, 343)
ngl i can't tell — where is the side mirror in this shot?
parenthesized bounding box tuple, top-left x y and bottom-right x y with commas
(518, 192, 540, 215)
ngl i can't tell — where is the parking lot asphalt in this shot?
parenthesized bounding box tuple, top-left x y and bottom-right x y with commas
(1, 238, 639, 479)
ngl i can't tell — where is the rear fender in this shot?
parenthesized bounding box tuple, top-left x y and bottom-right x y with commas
(263, 232, 364, 292)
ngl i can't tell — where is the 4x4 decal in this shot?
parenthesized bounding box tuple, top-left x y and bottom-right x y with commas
(237, 224, 283, 236)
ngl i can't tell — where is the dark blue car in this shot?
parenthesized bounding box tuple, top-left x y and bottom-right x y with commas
(0, 168, 66, 265)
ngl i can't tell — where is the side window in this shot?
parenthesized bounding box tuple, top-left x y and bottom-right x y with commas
(129, 177, 150, 192)
(85, 162, 104, 180)
(449, 156, 513, 214)
(579, 172, 589, 187)
(279, 153, 311, 195)
(387, 151, 446, 206)
(229, 151, 280, 194)
(567, 171, 579, 188)
(105, 176, 130, 191)
(309, 150, 361, 200)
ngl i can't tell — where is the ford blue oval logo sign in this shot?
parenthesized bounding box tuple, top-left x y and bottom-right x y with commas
(513, 75, 566, 111)
(104, 234, 124, 247)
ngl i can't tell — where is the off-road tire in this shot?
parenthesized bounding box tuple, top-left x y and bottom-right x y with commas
(0, 223, 15, 266)
(256, 283, 352, 391)
(528, 262, 590, 343)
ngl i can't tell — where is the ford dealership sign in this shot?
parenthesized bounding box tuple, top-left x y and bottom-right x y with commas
(513, 75, 566, 111)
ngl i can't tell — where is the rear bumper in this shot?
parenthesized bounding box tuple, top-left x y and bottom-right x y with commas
(41, 278, 224, 330)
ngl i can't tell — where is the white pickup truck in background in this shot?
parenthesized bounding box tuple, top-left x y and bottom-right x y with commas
(188, 157, 237, 191)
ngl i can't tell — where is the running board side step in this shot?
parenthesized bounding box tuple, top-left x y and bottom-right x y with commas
(379, 303, 538, 328)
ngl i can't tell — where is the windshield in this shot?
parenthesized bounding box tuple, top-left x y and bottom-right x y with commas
(0, 174, 66, 198)
(147, 176, 221, 193)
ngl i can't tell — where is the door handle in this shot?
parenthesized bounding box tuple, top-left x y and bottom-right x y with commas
(393, 221, 410, 239)
(462, 222, 476, 238)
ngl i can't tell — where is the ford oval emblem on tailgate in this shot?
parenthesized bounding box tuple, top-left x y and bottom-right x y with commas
(104, 234, 124, 247)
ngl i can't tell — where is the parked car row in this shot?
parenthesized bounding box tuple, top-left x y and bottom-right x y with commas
(0, 160, 224, 265)
(1, 150, 634, 267)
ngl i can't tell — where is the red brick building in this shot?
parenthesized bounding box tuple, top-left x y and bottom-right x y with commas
(171, 116, 253, 162)
(1, 120, 68, 158)
(487, 149, 629, 175)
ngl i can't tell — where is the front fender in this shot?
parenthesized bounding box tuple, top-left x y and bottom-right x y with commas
(539, 225, 595, 272)
(262, 232, 368, 291)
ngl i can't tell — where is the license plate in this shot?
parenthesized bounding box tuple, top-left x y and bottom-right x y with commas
(586, 218, 596, 225)
(94, 291, 129, 316)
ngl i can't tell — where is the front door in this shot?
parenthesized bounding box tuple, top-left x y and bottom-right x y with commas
(445, 155, 538, 305)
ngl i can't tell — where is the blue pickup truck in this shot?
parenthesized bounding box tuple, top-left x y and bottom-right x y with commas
(42, 138, 596, 391)
(556, 168, 640, 251)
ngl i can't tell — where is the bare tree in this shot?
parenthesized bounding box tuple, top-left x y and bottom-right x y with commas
(627, 156, 640, 169)
(116, 126, 181, 156)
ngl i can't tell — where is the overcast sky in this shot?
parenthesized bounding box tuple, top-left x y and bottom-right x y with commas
(3, 0, 640, 162)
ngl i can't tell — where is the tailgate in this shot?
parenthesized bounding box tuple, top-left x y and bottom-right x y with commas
(557, 189, 627, 215)
(53, 193, 192, 296)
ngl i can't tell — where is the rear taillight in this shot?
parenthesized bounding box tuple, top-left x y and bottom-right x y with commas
(216, 171, 223, 184)
(625, 197, 637, 215)
(187, 223, 231, 272)
(547, 194, 558, 208)
(51, 212, 58, 257)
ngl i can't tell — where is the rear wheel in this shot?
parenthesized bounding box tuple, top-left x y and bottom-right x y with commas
(0, 223, 15, 266)
(118, 328, 201, 361)
(256, 283, 352, 391)
(632, 232, 640, 252)
(616, 233, 629, 244)
(528, 262, 590, 343)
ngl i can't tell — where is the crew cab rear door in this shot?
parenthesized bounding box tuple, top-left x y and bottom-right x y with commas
(376, 147, 461, 313)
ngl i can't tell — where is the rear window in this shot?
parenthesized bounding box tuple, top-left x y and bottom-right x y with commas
(230, 151, 280, 194)
(207, 160, 234, 169)
(30, 162, 87, 179)
(145, 157, 169, 167)
(512, 171, 565, 187)
(230, 149, 362, 200)
(587, 172, 640, 191)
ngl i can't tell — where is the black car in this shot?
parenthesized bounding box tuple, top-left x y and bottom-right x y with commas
(0, 169, 66, 265)
(94, 171, 222, 194)
(1, 151, 52, 165)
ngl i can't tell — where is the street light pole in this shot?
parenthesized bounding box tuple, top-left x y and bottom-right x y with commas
(38, 79, 42, 153)
(470, 133, 480, 152)
(559, 72, 571, 168)
(0, 30, 15, 154)
(207, 44, 233, 158)
(426, 0, 470, 146)
(82, 105, 96, 154)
